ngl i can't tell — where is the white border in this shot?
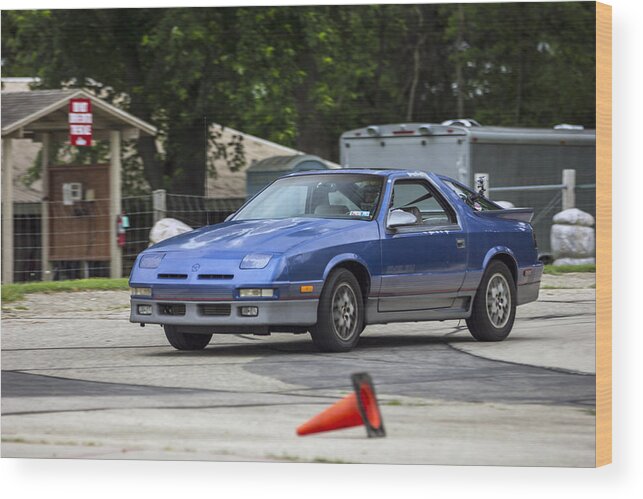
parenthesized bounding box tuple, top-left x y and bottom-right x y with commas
(1, 0, 641, 497)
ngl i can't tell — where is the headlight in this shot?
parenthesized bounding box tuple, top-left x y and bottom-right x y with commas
(131, 287, 152, 297)
(239, 288, 275, 298)
(139, 253, 165, 269)
(239, 253, 272, 269)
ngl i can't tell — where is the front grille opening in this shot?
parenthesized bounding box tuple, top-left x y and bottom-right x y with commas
(198, 304, 232, 316)
(157, 273, 188, 279)
(198, 274, 234, 280)
(159, 303, 186, 316)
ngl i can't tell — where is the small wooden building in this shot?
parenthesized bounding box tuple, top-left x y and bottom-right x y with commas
(1, 89, 156, 283)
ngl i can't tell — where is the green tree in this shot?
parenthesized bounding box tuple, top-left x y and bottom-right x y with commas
(444, 2, 596, 127)
(2, 8, 245, 195)
(2, 3, 597, 195)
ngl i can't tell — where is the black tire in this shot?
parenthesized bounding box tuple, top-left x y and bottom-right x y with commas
(163, 325, 212, 350)
(310, 269, 364, 352)
(466, 260, 517, 342)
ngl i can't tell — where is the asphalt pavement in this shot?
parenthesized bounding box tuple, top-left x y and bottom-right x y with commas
(1, 273, 596, 466)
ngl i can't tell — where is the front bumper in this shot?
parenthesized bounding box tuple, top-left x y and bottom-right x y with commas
(129, 298, 319, 329)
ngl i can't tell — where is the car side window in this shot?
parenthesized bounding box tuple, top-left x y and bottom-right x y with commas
(391, 180, 457, 228)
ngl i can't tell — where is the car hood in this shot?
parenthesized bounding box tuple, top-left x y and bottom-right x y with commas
(148, 217, 367, 256)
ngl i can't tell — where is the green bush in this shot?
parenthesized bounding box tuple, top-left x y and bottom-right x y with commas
(543, 264, 596, 275)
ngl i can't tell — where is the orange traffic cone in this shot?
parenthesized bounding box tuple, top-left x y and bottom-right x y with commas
(297, 373, 385, 438)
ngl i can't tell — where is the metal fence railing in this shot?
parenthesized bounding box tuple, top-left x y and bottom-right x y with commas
(485, 169, 595, 255)
(10, 193, 245, 283)
(8, 171, 595, 281)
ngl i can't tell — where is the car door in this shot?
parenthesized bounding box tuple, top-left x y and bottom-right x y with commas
(378, 178, 467, 312)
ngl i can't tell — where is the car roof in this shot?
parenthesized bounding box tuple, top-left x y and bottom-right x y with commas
(285, 168, 445, 179)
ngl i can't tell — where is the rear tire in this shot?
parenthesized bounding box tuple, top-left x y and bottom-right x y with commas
(163, 325, 212, 350)
(466, 261, 516, 342)
(310, 269, 364, 352)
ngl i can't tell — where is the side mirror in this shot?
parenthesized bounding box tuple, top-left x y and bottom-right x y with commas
(387, 209, 417, 229)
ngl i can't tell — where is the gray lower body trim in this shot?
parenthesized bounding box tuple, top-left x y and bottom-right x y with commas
(365, 292, 474, 325)
(377, 294, 455, 312)
(130, 298, 319, 328)
(516, 263, 542, 306)
(517, 281, 540, 305)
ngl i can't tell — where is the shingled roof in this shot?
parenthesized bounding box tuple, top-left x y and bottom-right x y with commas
(1, 89, 156, 137)
(2, 90, 75, 130)
(247, 154, 335, 173)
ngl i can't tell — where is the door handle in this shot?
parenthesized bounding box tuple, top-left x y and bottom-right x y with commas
(456, 238, 466, 249)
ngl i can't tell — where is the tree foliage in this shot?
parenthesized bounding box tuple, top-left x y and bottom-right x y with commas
(2, 3, 596, 196)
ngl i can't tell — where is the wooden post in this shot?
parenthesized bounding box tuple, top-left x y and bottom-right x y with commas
(41, 133, 53, 281)
(152, 189, 167, 223)
(82, 261, 90, 279)
(562, 169, 576, 211)
(2, 138, 14, 283)
(109, 130, 122, 279)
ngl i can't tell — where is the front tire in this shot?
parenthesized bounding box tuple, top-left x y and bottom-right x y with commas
(163, 325, 212, 350)
(310, 269, 364, 352)
(466, 261, 516, 342)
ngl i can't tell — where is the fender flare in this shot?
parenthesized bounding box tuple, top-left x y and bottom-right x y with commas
(322, 253, 372, 281)
(482, 246, 519, 282)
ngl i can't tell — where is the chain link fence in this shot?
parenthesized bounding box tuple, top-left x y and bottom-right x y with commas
(10, 170, 594, 282)
(10, 193, 245, 283)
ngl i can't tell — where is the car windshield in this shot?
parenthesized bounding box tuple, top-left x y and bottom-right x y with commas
(233, 174, 384, 221)
(442, 179, 501, 211)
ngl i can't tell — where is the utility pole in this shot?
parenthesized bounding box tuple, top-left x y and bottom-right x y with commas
(455, 4, 465, 117)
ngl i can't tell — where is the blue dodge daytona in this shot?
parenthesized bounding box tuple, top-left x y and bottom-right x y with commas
(130, 169, 542, 352)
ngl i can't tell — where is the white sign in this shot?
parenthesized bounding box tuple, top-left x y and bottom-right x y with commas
(70, 125, 92, 136)
(474, 173, 489, 196)
(62, 182, 83, 205)
(71, 101, 89, 113)
(69, 113, 93, 123)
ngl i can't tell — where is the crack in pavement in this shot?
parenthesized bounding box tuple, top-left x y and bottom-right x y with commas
(246, 335, 595, 407)
(2, 401, 333, 417)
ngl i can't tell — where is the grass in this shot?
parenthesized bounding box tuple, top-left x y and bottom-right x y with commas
(312, 457, 353, 464)
(267, 453, 304, 463)
(1, 278, 129, 303)
(266, 453, 352, 464)
(1, 436, 100, 447)
(544, 264, 595, 275)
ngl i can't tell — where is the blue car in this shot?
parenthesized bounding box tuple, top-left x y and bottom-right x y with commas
(130, 170, 542, 352)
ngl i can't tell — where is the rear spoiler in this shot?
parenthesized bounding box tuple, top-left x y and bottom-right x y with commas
(475, 208, 534, 223)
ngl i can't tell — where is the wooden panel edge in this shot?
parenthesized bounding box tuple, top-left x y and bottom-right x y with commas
(595, 0, 612, 468)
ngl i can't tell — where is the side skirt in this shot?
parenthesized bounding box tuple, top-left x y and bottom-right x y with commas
(365, 293, 474, 325)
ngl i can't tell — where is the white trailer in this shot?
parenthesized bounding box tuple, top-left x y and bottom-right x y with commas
(339, 122, 596, 253)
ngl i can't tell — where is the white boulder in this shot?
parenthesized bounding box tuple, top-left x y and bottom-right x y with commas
(550, 224, 595, 259)
(552, 208, 595, 227)
(149, 218, 193, 245)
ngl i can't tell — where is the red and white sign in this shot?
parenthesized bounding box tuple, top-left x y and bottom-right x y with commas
(69, 98, 93, 146)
